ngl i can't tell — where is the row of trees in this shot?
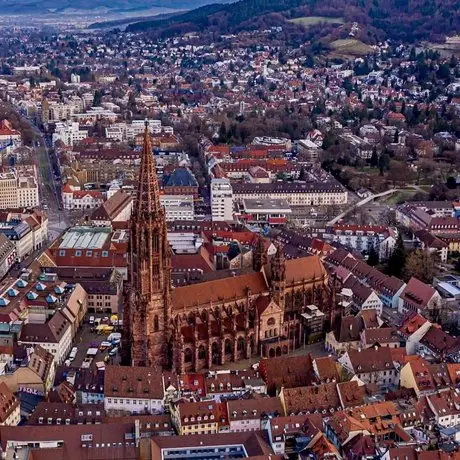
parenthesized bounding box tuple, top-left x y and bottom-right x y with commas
(385, 234, 435, 284)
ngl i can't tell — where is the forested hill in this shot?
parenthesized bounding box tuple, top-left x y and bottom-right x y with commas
(126, 0, 460, 43)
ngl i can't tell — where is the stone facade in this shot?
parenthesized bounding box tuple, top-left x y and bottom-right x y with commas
(123, 125, 332, 372)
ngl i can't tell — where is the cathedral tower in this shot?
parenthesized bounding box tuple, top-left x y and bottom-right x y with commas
(123, 122, 171, 368)
(270, 242, 286, 309)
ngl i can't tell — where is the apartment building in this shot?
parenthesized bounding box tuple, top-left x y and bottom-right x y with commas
(17, 176, 39, 208)
(171, 400, 227, 435)
(0, 234, 15, 278)
(160, 195, 194, 221)
(232, 182, 347, 207)
(104, 365, 165, 415)
(0, 383, 20, 426)
(0, 170, 39, 209)
(18, 311, 72, 364)
(0, 172, 18, 208)
(0, 221, 33, 261)
(52, 121, 88, 146)
(211, 178, 233, 222)
(329, 225, 396, 260)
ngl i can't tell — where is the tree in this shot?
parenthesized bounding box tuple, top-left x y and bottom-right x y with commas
(298, 166, 307, 181)
(446, 176, 457, 189)
(378, 154, 390, 175)
(93, 90, 103, 107)
(386, 233, 406, 278)
(218, 122, 227, 143)
(403, 250, 435, 284)
(370, 147, 379, 167)
(367, 246, 379, 266)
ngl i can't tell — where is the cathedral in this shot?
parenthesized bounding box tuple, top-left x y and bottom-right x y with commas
(122, 125, 332, 373)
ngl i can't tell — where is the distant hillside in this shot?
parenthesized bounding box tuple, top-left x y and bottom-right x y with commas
(89, 12, 179, 29)
(126, 0, 460, 43)
(0, 0, 222, 14)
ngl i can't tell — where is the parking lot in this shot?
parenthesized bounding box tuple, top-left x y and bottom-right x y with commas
(69, 315, 122, 369)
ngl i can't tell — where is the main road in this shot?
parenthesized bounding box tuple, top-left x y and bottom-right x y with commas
(26, 118, 70, 242)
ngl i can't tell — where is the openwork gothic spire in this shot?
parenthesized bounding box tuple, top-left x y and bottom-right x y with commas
(134, 121, 162, 219)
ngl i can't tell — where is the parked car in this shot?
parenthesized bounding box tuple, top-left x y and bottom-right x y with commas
(89, 316, 95, 325)
(82, 357, 93, 368)
(109, 347, 118, 356)
(69, 347, 78, 361)
(99, 341, 111, 350)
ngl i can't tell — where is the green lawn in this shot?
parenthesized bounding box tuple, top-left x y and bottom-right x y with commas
(290, 16, 345, 26)
(330, 38, 372, 56)
(382, 190, 419, 205)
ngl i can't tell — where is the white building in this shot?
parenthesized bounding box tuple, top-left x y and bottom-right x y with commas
(211, 179, 233, 222)
(17, 176, 39, 208)
(0, 170, 39, 209)
(104, 365, 165, 415)
(240, 198, 291, 227)
(62, 185, 104, 210)
(52, 121, 88, 146)
(232, 182, 347, 207)
(426, 390, 460, 427)
(160, 195, 194, 221)
(18, 311, 72, 364)
(330, 225, 396, 261)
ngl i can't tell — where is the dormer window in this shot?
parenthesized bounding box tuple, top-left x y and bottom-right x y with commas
(184, 417, 189, 423)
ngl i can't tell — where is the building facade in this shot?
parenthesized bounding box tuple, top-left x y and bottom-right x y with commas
(211, 178, 233, 222)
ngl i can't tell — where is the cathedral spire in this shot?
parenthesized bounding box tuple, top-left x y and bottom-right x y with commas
(126, 120, 172, 368)
(135, 121, 162, 219)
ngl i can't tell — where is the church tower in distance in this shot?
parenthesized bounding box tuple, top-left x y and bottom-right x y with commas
(122, 121, 171, 368)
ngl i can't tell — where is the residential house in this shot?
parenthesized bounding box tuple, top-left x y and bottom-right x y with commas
(426, 390, 460, 428)
(338, 347, 399, 389)
(90, 190, 133, 227)
(0, 382, 19, 426)
(280, 382, 342, 416)
(267, 414, 323, 456)
(0, 345, 55, 396)
(326, 402, 411, 453)
(259, 354, 317, 396)
(171, 400, 228, 435)
(398, 313, 432, 354)
(418, 325, 460, 361)
(325, 315, 361, 355)
(313, 356, 341, 383)
(399, 277, 442, 316)
(18, 311, 72, 364)
(414, 230, 448, 263)
(227, 397, 283, 432)
(360, 327, 400, 349)
(400, 358, 453, 398)
(26, 402, 104, 425)
(104, 365, 165, 415)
